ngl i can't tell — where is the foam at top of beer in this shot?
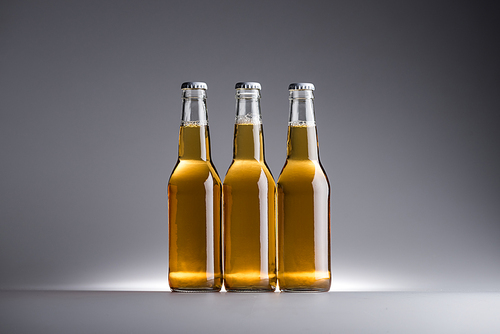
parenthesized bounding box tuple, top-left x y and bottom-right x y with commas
(235, 115, 262, 125)
(289, 120, 316, 127)
(181, 120, 207, 127)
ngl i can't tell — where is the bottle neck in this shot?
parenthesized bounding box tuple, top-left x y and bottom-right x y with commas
(233, 123, 264, 161)
(289, 90, 316, 126)
(178, 89, 211, 161)
(233, 89, 264, 160)
(287, 90, 319, 160)
(235, 88, 262, 124)
(178, 124, 211, 161)
(181, 89, 208, 125)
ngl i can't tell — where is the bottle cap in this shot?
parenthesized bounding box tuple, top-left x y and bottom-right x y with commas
(235, 82, 261, 90)
(181, 82, 208, 90)
(288, 83, 315, 91)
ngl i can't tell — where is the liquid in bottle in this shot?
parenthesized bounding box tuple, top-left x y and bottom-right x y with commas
(168, 82, 222, 292)
(223, 82, 277, 292)
(277, 83, 331, 292)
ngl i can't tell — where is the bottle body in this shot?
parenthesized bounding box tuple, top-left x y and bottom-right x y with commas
(168, 83, 222, 292)
(223, 83, 277, 292)
(277, 84, 331, 292)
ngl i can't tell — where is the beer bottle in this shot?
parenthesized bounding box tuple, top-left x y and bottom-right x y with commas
(277, 83, 331, 292)
(223, 82, 277, 292)
(168, 82, 222, 292)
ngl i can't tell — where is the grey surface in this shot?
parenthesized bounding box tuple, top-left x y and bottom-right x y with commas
(1, 1, 500, 292)
(1, 291, 499, 333)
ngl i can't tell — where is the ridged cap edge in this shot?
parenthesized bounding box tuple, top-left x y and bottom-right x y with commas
(235, 82, 261, 90)
(181, 81, 208, 90)
(288, 82, 315, 90)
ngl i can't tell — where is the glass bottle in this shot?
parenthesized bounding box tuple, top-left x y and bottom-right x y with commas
(168, 82, 222, 292)
(223, 82, 277, 292)
(277, 83, 331, 292)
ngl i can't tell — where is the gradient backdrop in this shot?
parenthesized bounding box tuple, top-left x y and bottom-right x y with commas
(1, 0, 499, 292)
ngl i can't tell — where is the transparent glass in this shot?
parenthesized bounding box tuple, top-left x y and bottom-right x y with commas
(168, 88, 222, 292)
(277, 89, 331, 292)
(223, 88, 277, 292)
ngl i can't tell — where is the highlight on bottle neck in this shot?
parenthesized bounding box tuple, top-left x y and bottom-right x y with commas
(288, 83, 316, 126)
(234, 82, 262, 125)
(181, 83, 208, 126)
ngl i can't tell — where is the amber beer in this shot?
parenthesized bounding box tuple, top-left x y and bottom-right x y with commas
(223, 82, 277, 292)
(278, 83, 331, 292)
(168, 82, 222, 291)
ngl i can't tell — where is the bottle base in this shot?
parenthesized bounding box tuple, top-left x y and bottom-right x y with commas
(279, 288, 330, 293)
(170, 287, 221, 293)
(225, 288, 276, 293)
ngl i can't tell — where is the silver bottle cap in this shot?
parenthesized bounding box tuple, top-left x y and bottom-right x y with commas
(235, 82, 261, 90)
(288, 82, 315, 90)
(181, 82, 208, 90)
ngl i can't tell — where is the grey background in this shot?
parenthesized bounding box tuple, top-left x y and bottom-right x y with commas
(1, 0, 499, 292)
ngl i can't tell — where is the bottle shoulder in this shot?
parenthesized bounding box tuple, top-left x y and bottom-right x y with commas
(223, 160, 276, 186)
(169, 159, 221, 185)
(278, 159, 328, 185)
